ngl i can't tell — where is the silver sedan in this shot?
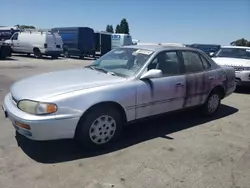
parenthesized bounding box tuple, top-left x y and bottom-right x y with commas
(2, 45, 236, 148)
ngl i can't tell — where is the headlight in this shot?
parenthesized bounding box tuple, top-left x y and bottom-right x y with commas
(17, 100, 57, 115)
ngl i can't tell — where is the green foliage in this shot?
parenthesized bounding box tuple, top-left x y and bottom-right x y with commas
(108, 18, 130, 34)
(115, 24, 120, 33)
(105, 25, 114, 33)
(230, 38, 249, 46)
(15, 24, 36, 29)
(119, 18, 129, 34)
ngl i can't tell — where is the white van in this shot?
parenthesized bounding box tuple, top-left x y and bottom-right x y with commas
(111, 33, 133, 49)
(5, 30, 63, 58)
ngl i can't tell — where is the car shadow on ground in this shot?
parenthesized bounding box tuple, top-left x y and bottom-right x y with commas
(0, 57, 18, 61)
(15, 104, 238, 164)
(234, 87, 250, 94)
(12, 54, 64, 60)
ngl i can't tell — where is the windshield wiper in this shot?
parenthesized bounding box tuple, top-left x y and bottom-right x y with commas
(85, 65, 108, 73)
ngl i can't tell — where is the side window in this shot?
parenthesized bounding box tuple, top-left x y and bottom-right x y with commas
(11, 33, 18, 40)
(148, 51, 180, 76)
(182, 51, 204, 73)
(200, 55, 211, 70)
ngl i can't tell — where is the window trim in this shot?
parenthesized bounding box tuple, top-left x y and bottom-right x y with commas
(11, 33, 18, 40)
(179, 50, 208, 74)
(147, 50, 184, 78)
(199, 54, 212, 70)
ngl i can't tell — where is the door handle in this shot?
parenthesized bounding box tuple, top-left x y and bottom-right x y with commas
(176, 82, 184, 87)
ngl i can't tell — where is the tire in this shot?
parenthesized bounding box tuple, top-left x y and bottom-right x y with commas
(51, 55, 58, 59)
(201, 90, 221, 117)
(64, 50, 70, 58)
(33, 48, 42, 58)
(75, 105, 123, 149)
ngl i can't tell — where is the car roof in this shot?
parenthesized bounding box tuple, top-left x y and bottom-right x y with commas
(123, 44, 196, 52)
(222, 46, 250, 49)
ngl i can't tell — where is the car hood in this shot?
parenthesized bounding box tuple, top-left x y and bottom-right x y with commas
(212, 57, 250, 67)
(10, 68, 127, 101)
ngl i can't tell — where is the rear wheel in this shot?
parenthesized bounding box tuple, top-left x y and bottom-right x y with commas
(51, 55, 58, 59)
(201, 90, 221, 117)
(75, 106, 123, 149)
(33, 48, 42, 58)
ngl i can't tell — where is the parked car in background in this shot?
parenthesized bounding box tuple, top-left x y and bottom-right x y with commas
(0, 26, 19, 59)
(5, 30, 63, 59)
(111, 33, 133, 49)
(189, 44, 221, 56)
(94, 31, 112, 57)
(2, 45, 236, 148)
(52, 27, 95, 59)
(212, 46, 250, 86)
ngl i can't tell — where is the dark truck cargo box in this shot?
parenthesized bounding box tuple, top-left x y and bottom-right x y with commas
(94, 32, 112, 56)
(51, 27, 95, 58)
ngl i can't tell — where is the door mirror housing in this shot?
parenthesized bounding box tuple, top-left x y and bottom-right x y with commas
(140, 69, 162, 79)
(209, 52, 214, 57)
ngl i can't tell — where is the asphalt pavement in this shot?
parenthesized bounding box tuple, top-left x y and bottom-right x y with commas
(0, 55, 250, 188)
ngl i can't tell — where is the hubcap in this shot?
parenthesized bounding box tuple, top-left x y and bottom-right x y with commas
(208, 94, 220, 113)
(89, 115, 116, 145)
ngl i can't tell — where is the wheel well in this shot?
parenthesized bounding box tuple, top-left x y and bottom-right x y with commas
(33, 47, 40, 52)
(213, 85, 225, 99)
(74, 102, 127, 137)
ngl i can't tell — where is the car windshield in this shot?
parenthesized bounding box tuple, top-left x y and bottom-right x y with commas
(215, 48, 250, 60)
(87, 48, 154, 77)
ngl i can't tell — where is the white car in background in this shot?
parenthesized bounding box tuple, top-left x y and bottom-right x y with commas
(212, 46, 250, 86)
(5, 30, 63, 59)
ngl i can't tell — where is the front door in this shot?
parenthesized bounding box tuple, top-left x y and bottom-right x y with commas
(136, 51, 186, 119)
(10, 33, 20, 52)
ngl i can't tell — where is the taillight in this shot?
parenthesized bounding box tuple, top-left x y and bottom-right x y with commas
(44, 43, 47, 48)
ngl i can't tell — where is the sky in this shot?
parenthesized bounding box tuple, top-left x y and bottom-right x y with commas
(1, 0, 250, 45)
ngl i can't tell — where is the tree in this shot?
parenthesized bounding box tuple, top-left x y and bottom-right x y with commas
(119, 18, 129, 34)
(15, 24, 36, 29)
(115, 24, 121, 33)
(105, 25, 113, 33)
(230, 38, 248, 46)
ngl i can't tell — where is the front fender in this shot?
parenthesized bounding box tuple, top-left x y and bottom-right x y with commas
(45, 82, 137, 122)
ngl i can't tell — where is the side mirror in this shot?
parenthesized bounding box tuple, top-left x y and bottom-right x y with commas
(140, 69, 162, 79)
(209, 52, 214, 57)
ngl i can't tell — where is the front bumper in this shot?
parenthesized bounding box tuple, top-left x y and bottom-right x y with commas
(2, 93, 79, 141)
(235, 71, 250, 86)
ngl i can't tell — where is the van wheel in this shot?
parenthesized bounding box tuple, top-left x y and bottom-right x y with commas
(75, 106, 123, 149)
(201, 90, 221, 117)
(51, 55, 58, 59)
(64, 50, 70, 58)
(33, 48, 42, 58)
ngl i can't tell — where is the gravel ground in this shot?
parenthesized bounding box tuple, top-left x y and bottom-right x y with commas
(0, 55, 250, 188)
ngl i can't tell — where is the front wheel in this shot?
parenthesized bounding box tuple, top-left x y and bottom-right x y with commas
(201, 90, 221, 117)
(75, 106, 123, 149)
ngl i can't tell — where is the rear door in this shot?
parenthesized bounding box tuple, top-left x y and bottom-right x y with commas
(46, 33, 57, 51)
(179, 50, 211, 107)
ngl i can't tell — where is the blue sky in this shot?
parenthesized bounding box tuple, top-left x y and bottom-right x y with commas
(2, 0, 250, 45)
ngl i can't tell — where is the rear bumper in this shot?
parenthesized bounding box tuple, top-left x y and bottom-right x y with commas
(0, 45, 12, 58)
(235, 71, 250, 85)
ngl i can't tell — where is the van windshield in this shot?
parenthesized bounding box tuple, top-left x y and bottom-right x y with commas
(87, 48, 154, 77)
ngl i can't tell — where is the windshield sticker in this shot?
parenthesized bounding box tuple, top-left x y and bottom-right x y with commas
(133, 49, 153, 55)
